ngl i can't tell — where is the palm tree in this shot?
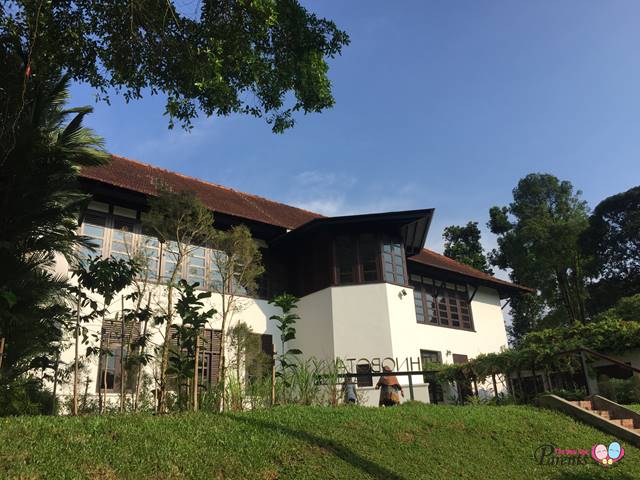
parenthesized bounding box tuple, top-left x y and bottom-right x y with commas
(0, 71, 108, 414)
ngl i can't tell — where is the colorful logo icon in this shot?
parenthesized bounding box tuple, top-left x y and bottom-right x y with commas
(591, 442, 624, 466)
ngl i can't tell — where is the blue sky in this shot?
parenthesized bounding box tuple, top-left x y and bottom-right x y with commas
(70, 1, 640, 260)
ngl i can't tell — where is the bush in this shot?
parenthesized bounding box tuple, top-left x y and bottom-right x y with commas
(542, 388, 587, 401)
(609, 376, 640, 404)
(0, 378, 54, 416)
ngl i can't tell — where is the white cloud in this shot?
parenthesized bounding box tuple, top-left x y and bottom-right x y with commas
(286, 170, 424, 217)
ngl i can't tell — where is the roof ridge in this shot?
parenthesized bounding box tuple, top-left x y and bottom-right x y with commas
(109, 154, 325, 218)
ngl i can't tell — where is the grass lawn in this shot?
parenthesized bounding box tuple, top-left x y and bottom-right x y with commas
(1, 403, 639, 480)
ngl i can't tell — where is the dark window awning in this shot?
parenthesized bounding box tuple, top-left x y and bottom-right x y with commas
(269, 209, 434, 255)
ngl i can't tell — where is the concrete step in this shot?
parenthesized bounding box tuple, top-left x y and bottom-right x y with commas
(539, 394, 640, 448)
(594, 410, 610, 419)
(612, 418, 635, 429)
(573, 400, 593, 410)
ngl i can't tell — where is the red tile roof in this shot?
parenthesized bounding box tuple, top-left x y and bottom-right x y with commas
(81, 155, 322, 229)
(408, 249, 534, 294)
(81, 155, 532, 294)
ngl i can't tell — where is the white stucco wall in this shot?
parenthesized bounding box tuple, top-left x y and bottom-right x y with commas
(294, 282, 510, 405)
(293, 287, 334, 361)
(56, 256, 510, 407)
(57, 280, 280, 405)
(330, 283, 395, 363)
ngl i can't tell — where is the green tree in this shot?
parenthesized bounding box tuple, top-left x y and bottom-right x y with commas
(1, 1, 349, 135)
(169, 280, 216, 411)
(142, 187, 216, 413)
(0, 74, 106, 414)
(443, 221, 493, 274)
(269, 292, 302, 404)
(488, 174, 590, 334)
(582, 186, 640, 313)
(72, 256, 140, 414)
(209, 225, 264, 411)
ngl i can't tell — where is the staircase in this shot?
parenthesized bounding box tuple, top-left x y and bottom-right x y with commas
(572, 399, 638, 431)
(539, 394, 640, 447)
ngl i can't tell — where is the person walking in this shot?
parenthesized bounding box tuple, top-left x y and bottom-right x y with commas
(342, 377, 357, 404)
(375, 366, 404, 407)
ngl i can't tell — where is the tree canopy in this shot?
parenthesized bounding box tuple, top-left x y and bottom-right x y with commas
(442, 221, 493, 274)
(1, 0, 349, 134)
(488, 173, 590, 336)
(582, 185, 640, 312)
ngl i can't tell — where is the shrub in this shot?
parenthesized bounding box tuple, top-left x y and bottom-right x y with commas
(0, 378, 54, 416)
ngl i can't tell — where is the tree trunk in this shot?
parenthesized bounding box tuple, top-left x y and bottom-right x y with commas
(159, 281, 176, 413)
(0, 336, 5, 369)
(101, 334, 111, 414)
(72, 294, 81, 416)
(531, 363, 539, 395)
(556, 269, 578, 324)
(193, 331, 199, 412)
(81, 376, 90, 412)
(120, 298, 126, 413)
(571, 256, 587, 324)
(217, 297, 228, 412)
(51, 350, 60, 415)
(134, 292, 152, 411)
(492, 373, 498, 399)
(516, 369, 524, 403)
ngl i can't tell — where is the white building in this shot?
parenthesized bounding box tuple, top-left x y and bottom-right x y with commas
(57, 155, 532, 408)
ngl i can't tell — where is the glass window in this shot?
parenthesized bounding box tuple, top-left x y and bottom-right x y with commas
(80, 213, 106, 260)
(187, 246, 206, 288)
(209, 249, 226, 291)
(139, 235, 160, 281)
(110, 228, 134, 261)
(414, 291, 425, 323)
(359, 235, 379, 282)
(411, 279, 474, 331)
(381, 240, 406, 285)
(96, 319, 140, 393)
(335, 236, 356, 284)
(421, 349, 444, 403)
(162, 241, 182, 282)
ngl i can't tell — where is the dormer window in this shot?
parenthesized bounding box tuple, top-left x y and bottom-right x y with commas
(332, 234, 407, 287)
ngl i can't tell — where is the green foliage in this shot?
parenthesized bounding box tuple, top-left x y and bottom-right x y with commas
(73, 257, 141, 305)
(489, 173, 591, 340)
(0, 73, 106, 392)
(0, 377, 55, 416)
(597, 376, 640, 404)
(269, 293, 303, 404)
(442, 221, 493, 274)
(3, 405, 640, 479)
(594, 294, 640, 323)
(1, 1, 349, 133)
(434, 319, 640, 399)
(142, 187, 216, 255)
(142, 187, 217, 412)
(168, 280, 216, 409)
(542, 388, 588, 401)
(269, 293, 302, 364)
(210, 224, 265, 297)
(582, 185, 640, 312)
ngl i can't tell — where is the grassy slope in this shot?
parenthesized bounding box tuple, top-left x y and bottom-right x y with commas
(1, 404, 639, 480)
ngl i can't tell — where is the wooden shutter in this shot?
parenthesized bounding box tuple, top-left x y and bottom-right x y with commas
(452, 354, 468, 365)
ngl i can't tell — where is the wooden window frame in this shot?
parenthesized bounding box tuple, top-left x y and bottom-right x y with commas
(331, 234, 409, 287)
(381, 237, 408, 286)
(96, 318, 141, 393)
(411, 278, 475, 331)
